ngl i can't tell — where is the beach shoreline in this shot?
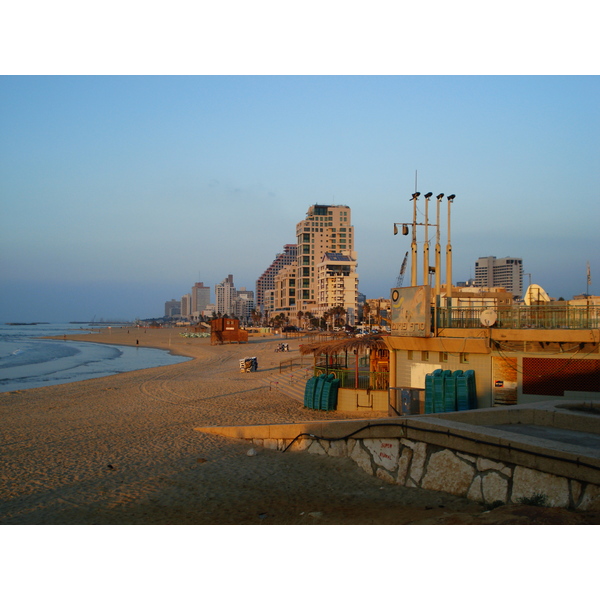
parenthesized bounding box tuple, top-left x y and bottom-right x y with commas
(2, 328, 598, 525)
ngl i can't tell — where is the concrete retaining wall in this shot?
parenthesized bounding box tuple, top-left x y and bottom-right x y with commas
(196, 400, 600, 511)
(270, 435, 599, 511)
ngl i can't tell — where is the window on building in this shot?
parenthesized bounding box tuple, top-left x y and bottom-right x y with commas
(439, 352, 448, 362)
(421, 351, 429, 361)
(407, 350, 413, 360)
(460, 353, 469, 364)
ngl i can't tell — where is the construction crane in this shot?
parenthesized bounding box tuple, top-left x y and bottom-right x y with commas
(396, 251, 408, 288)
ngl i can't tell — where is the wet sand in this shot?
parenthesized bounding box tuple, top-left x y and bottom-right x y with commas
(1, 327, 598, 525)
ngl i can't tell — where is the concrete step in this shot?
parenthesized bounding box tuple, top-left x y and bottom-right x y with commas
(264, 368, 312, 403)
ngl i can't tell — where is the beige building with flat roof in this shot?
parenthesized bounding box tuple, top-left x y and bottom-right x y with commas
(316, 252, 358, 325)
(281, 204, 357, 324)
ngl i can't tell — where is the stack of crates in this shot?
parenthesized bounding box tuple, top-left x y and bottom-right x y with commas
(456, 369, 477, 411)
(303, 374, 340, 411)
(303, 376, 318, 409)
(425, 369, 476, 414)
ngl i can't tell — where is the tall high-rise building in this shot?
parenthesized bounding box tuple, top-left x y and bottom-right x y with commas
(234, 288, 255, 322)
(164, 299, 181, 318)
(294, 204, 356, 314)
(474, 256, 523, 297)
(271, 204, 358, 325)
(191, 282, 211, 315)
(256, 244, 297, 312)
(180, 294, 191, 318)
(215, 274, 236, 316)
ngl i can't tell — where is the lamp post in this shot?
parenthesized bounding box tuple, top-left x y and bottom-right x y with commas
(423, 193, 432, 288)
(446, 195, 455, 298)
(411, 192, 420, 286)
(435, 194, 444, 297)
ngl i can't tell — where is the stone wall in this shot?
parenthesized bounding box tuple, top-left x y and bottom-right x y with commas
(254, 435, 600, 511)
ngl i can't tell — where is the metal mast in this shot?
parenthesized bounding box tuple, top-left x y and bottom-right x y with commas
(446, 195, 455, 298)
(435, 194, 443, 296)
(411, 192, 420, 286)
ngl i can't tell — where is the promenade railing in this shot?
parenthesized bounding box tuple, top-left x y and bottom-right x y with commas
(435, 305, 600, 330)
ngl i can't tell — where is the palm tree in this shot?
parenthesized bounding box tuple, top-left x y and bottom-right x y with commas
(331, 305, 346, 329)
(251, 308, 262, 327)
(296, 310, 304, 329)
(363, 302, 371, 325)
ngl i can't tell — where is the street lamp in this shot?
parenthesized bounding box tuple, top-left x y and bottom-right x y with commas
(446, 195, 455, 298)
(411, 192, 420, 286)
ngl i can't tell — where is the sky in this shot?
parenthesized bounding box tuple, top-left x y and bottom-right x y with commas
(1, 7, 599, 323)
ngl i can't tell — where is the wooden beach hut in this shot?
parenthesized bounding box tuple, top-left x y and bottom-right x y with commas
(210, 317, 249, 345)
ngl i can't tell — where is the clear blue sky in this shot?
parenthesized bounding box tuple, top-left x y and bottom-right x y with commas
(1, 75, 599, 322)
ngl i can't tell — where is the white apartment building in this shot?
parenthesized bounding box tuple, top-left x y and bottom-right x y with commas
(474, 256, 523, 298)
(234, 288, 255, 322)
(317, 252, 359, 325)
(215, 274, 236, 316)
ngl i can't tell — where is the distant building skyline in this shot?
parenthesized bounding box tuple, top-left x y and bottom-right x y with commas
(255, 244, 298, 312)
(474, 256, 524, 298)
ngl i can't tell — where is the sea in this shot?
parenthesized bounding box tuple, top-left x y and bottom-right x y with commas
(0, 323, 191, 394)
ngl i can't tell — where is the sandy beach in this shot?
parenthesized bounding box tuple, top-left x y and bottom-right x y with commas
(1, 327, 598, 525)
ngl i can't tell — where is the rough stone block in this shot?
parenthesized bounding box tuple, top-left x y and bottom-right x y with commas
(467, 475, 483, 503)
(402, 438, 416, 450)
(327, 440, 348, 458)
(421, 449, 476, 496)
(570, 480, 583, 505)
(397, 446, 413, 486)
(577, 483, 600, 511)
(364, 438, 400, 472)
(511, 466, 570, 508)
(481, 471, 508, 505)
(350, 441, 373, 475)
(308, 440, 326, 455)
(376, 468, 396, 484)
(457, 452, 476, 464)
(252, 439, 264, 447)
(263, 439, 279, 451)
(288, 437, 312, 452)
(346, 439, 357, 456)
(408, 442, 428, 485)
(477, 457, 511, 477)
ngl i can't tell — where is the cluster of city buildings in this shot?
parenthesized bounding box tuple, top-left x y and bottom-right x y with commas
(164, 203, 532, 329)
(164, 204, 361, 327)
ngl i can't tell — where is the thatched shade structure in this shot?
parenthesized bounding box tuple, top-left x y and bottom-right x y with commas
(299, 333, 387, 357)
(300, 334, 389, 389)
